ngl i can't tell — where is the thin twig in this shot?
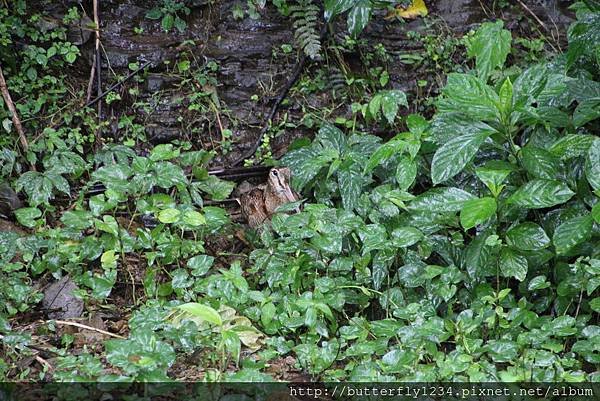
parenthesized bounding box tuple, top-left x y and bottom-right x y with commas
(0, 64, 30, 156)
(516, 0, 547, 31)
(93, 0, 102, 121)
(86, 52, 97, 103)
(53, 319, 125, 339)
(85, 60, 153, 109)
(230, 23, 328, 167)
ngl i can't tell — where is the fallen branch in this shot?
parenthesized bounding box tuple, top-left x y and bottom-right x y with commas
(53, 319, 125, 339)
(516, 0, 547, 31)
(0, 64, 29, 155)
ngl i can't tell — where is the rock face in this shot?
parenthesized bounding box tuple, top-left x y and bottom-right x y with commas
(42, 276, 84, 319)
(78, 0, 574, 163)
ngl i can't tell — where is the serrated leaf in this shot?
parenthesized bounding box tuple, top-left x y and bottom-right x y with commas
(500, 247, 528, 281)
(460, 197, 496, 230)
(437, 74, 500, 121)
(553, 214, 594, 255)
(431, 130, 491, 184)
(505, 222, 550, 250)
(508, 179, 574, 209)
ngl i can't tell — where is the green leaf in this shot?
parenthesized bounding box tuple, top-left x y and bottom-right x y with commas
(528, 275, 551, 291)
(590, 298, 600, 313)
(364, 138, 405, 173)
(437, 74, 500, 121)
(592, 202, 600, 224)
(460, 197, 496, 230)
(381, 90, 407, 124)
(549, 134, 595, 160)
(61, 210, 93, 230)
(158, 208, 181, 224)
(505, 222, 550, 250)
(161, 13, 174, 31)
(408, 187, 475, 212)
(175, 303, 222, 326)
(14, 207, 41, 228)
(347, 0, 371, 37)
(498, 77, 513, 114)
(146, 8, 162, 19)
(521, 146, 560, 180)
(586, 138, 600, 192)
(552, 214, 594, 255)
(338, 163, 363, 211)
(508, 179, 574, 209)
(431, 130, 491, 184)
(195, 175, 235, 201)
(182, 210, 205, 226)
(467, 20, 512, 81)
(574, 98, 600, 127)
(324, 0, 357, 20)
(187, 255, 214, 276)
(391, 226, 423, 248)
(395, 156, 417, 191)
(150, 144, 179, 161)
(500, 248, 528, 281)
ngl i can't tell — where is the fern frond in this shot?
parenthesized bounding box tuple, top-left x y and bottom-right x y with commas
(290, 0, 321, 59)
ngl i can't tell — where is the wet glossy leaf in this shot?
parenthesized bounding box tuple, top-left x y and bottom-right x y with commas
(500, 248, 528, 281)
(431, 130, 491, 184)
(508, 179, 574, 209)
(505, 223, 550, 251)
(553, 214, 594, 255)
(460, 197, 496, 230)
(467, 20, 512, 81)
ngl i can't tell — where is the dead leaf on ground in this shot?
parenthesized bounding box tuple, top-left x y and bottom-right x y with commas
(42, 276, 84, 320)
(386, 0, 428, 20)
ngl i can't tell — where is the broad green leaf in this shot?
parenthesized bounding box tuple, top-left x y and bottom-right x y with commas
(146, 8, 162, 19)
(95, 215, 119, 237)
(395, 156, 417, 190)
(158, 208, 181, 224)
(521, 146, 560, 179)
(408, 187, 475, 212)
(437, 74, 500, 121)
(586, 138, 600, 192)
(60, 210, 93, 230)
(467, 20, 512, 81)
(364, 138, 405, 173)
(505, 222, 550, 250)
(573, 98, 600, 127)
(338, 163, 363, 211)
(549, 134, 595, 160)
(175, 303, 222, 326)
(347, 0, 371, 37)
(150, 144, 179, 161)
(460, 197, 496, 230)
(182, 210, 205, 226)
(431, 130, 491, 184)
(592, 203, 600, 224)
(500, 247, 528, 281)
(324, 0, 356, 20)
(14, 207, 41, 228)
(391, 226, 423, 248)
(508, 179, 574, 209)
(430, 113, 496, 145)
(317, 124, 347, 153)
(161, 13, 174, 31)
(475, 161, 514, 194)
(528, 275, 551, 291)
(187, 255, 214, 276)
(195, 175, 235, 201)
(553, 214, 594, 255)
(381, 90, 407, 124)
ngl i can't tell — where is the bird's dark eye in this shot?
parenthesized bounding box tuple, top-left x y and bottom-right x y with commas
(272, 170, 278, 176)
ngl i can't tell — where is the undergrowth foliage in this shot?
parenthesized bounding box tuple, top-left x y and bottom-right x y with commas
(0, 0, 599, 384)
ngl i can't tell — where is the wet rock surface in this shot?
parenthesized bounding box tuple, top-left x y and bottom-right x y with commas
(76, 0, 574, 164)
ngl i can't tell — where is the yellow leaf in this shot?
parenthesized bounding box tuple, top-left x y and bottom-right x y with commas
(386, 0, 428, 20)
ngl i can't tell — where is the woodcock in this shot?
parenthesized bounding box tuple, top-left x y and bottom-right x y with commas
(239, 167, 300, 228)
